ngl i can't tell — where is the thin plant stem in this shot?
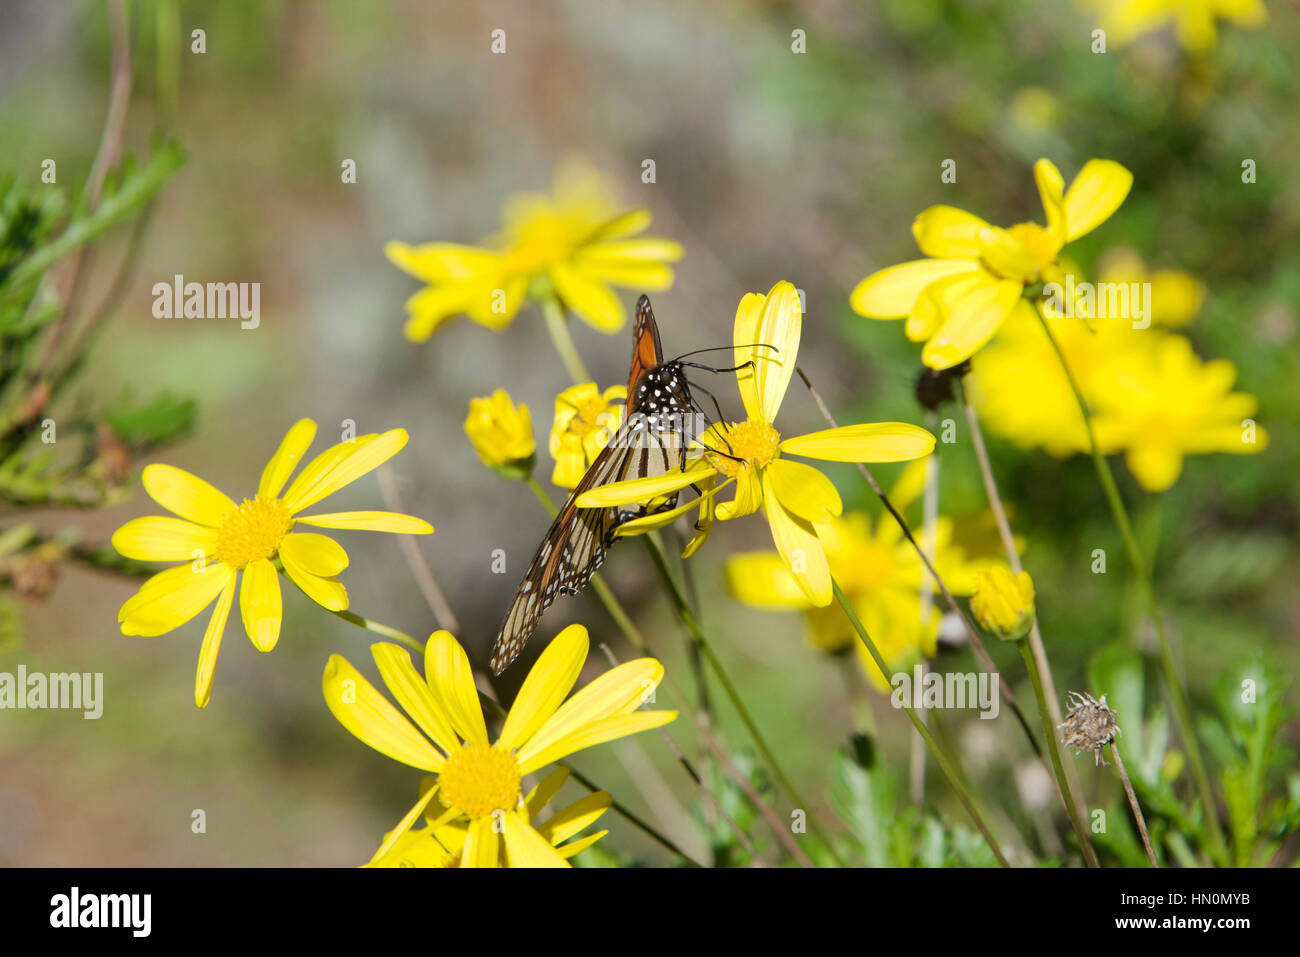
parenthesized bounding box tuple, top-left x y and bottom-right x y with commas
(793, 368, 1043, 762)
(1017, 640, 1100, 867)
(956, 380, 1089, 826)
(1111, 741, 1159, 868)
(376, 464, 460, 633)
(832, 579, 1011, 868)
(643, 533, 847, 867)
(539, 293, 591, 385)
(325, 606, 425, 656)
(1033, 309, 1228, 865)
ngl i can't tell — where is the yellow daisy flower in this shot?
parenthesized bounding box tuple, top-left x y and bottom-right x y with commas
(1089, 334, 1269, 492)
(465, 389, 535, 479)
(850, 158, 1133, 369)
(385, 161, 684, 342)
(576, 281, 936, 607)
(1091, 0, 1267, 53)
(549, 382, 626, 489)
(366, 768, 611, 868)
(112, 419, 433, 707)
(322, 624, 675, 868)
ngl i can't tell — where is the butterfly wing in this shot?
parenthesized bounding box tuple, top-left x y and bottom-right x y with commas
(490, 417, 681, 675)
(626, 295, 665, 398)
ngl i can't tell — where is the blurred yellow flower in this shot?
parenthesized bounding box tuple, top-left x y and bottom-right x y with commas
(1092, 0, 1267, 53)
(323, 625, 674, 868)
(576, 281, 936, 606)
(851, 158, 1132, 369)
(465, 389, 535, 478)
(1090, 334, 1268, 491)
(1096, 247, 1205, 328)
(969, 299, 1144, 456)
(367, 768, 611, 868)
(971, 305, 1268, 492)
(970, 565, 1036, 642)
(727, 500, 995, 691)
(386, 161, 684, 342)
(549, 382, 626, 489)
(112, 420, 433, 707)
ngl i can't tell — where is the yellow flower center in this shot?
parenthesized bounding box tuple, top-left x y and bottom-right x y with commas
(707, 418, 782, 476)
(1005, 222, 1059, 275)
(438, 744, 521, 819)
(213, 497, 294, 569)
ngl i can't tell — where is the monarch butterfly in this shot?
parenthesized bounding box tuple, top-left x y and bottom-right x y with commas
(490, 295, 710, 675)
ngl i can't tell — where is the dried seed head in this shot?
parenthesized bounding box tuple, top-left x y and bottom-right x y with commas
(1058, 690, 1121, 766)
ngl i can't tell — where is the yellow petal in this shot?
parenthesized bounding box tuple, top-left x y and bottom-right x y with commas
(294, 511, 433, 534)
(321, 653, 445, 771)
(370, 642, 460, 756)
(425, 630, 489, 747)
(539, 791, 612, 846)
(575, 468, 700, 508)
(905, 271, 990, 342)
(735, 280, 801, 423)
(278, 532, 349, 576)
(238, 558, 282, 652)
(498, 624, 589, 752)
(1063, 159, 1133, 242)
(725, 552, 813, 610)
(610, 475, 732, 540)
(762, 471, 831, 606)
(921, 278, 1022, 370)
(194, 573, 237, 708)
(715, 463, 764, 520)
(765, 457, 842, 524)
(911, 205, 994, 258)
(501, 812, 569, 867)
(520, 711, 677, 774)
(1034, 159, 1067, 246)
(280, 548, 348, 612)
(1125, 445, 1184, 493)
(780, 422, 936, 463)
(385, 241, 500, 283)
(850, 259, 980, 319)
(281, 429, 409, 513)
(550, 263, 625, 332)
(111, 517, 218, 563)
(258, 419, 317, 499)
(462, 815, 500, 868)
(525, 767, 571, 819)
(365, 786, 443, 866)
(557, 830, 607, 859)
(142, 463, 235, 527)
(517, 658, 667, 772)
(118, 562, 233, 637)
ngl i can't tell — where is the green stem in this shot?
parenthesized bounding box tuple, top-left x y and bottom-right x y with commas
(1018, 640, 1100, 868)
(539, 294, 591, 385)
(832, 579, 1011, 868)
(327, 607, 425, 656)
(643, 533, 847, 867)
(1034, 309, 1227, 865)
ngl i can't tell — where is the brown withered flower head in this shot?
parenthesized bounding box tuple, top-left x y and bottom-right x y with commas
(1058, 690, 1120, 766)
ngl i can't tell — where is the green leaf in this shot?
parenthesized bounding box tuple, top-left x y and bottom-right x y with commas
(2, 139, 185, 294)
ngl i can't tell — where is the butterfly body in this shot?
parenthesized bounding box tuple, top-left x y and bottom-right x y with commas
(490, 296, 701, 675)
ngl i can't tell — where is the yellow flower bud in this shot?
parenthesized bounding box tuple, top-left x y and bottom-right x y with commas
(970, 565, 1035, 641)
(464, 390, 535, 479)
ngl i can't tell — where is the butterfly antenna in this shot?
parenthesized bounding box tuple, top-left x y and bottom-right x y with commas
(671, 343, 779, 362)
